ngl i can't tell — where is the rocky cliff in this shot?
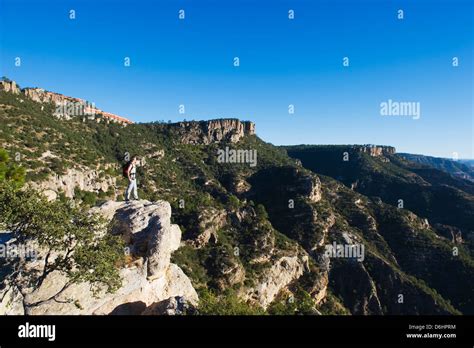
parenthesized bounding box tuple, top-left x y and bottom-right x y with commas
(354, 145, 396, 157)
(0, 200, 198, 315)
(23, 88, 81, 105)
(0, 80, 21, 94)
(171, 119, 255, 144)
(29, 167, 117, 201)
(1, 79, 133, 124)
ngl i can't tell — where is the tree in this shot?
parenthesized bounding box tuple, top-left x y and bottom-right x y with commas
(227, 194, 241, 210)
(256, 204, 269, 221)
(0, 148, 124, 307)
(0, 148, 26, 188)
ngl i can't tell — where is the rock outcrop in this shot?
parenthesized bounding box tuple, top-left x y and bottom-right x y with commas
(141, 295, 196, 315)
(189, 208, 227, 248)
(354, 145, 396, 157)
(1, 79, 133, 124)
(293, 169, 322, 203)
(23, 88, 79, 105)
(0, 200, 198, 315)
(0, 80, 21, 94)
(22, 88, 133, 124)
(170, 119, 255, 144)
(243, 254, 309, 309)
(29, 167, 117, 201)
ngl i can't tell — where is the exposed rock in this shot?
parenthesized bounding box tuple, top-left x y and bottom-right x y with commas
(311, 212, 336, 251)
(0, 79, 132, 124)
(0, 200, 198, 315)
(362, 254, 455, 315)
(296, 171, 322, 203)
(353, 145, 396, 157)
(143, 149, 165, 162)
(207, 246, 246, 290)
(232, 205, 256, 224)
(0, 285, 25, 315)
(170, 119, 255, 144)
(330, 258, 383, 315)
(147, 220, 181, 280)
(433, 223, 464, 243)
(219, 261, 245, 289)
(231, 177, 251, 194)
(309, 272, 329, 304)
(29, 167, 116, 200)
(244, 255, 308, 309)
(23, 87, 76, 105)
(0, 80, 20, 94)
(190, 208, 227, 248)
(22, 87, 133, 124)
(92, 200, 182, 280)
(247, 226, 275, 264)
(141, 295, 196, 315)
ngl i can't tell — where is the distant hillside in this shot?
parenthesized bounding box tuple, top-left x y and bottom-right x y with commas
(398, 153, 474, 182)
(460, 159, 474, 167)
(284, 145, 474, 244)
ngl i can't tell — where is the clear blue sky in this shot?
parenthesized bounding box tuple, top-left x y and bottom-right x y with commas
(0, 0, 472, 158)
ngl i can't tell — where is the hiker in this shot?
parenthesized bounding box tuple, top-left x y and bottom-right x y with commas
(124, 156, 139, 201)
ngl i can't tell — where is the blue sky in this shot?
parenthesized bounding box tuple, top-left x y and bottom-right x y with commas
(0, 0, 472, 158)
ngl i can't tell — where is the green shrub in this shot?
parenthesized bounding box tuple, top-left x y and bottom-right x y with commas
(197, 288, 265, 315)
(0, 148, 25, 188)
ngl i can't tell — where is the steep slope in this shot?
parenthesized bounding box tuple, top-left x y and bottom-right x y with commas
(398, 153, 474, 182)
(285, 145, 474, 241)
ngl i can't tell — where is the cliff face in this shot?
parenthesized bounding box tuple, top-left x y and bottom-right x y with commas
(1, 79, 133, 125)
(171, 119, 255, 144)
(355, 145, 396, 157)
(29, 167, 117, 201)
(23, 88, 133, 125)
(0, 200, 198, 315)
(0, 80, 21, 94)
(23, 88, 80, 105)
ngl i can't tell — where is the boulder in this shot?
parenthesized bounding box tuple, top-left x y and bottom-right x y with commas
(243, 255, 308, 309)
(1, 200, 198, 315)
(141, 295, 196, 315)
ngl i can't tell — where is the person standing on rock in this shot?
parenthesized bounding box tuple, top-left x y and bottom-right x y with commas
(124, 155, 139, 201)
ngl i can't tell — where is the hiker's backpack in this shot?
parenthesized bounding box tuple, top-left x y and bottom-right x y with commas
(122, 162, 132, 178)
